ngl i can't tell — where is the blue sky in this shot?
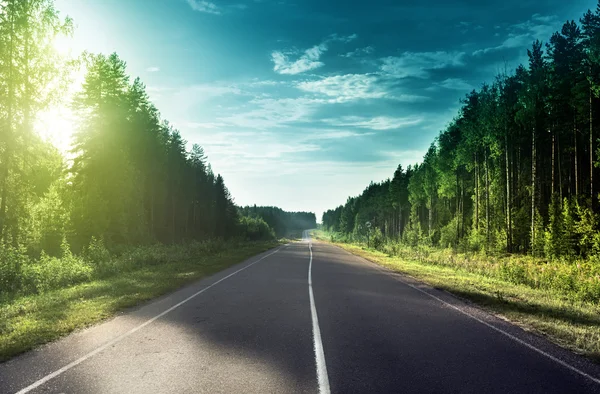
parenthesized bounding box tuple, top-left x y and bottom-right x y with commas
(53, 0, 595, 220)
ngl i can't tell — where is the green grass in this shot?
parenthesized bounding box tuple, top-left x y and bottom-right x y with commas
(0, 240, 279, 362)
(312, 230, 600, 363)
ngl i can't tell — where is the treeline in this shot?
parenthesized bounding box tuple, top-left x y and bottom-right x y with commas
(324, 2, 600, 260)
(0, 0, 314, 278)
(238, 206, 316, 237)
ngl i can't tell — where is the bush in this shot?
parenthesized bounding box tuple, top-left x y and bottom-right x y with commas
(238, 216, 275, 241)
(0, 245, 29, 295)
(403, 222, 422, 247)
(23, 239, 93, 293)
(467, 229, 486, 252)
(439, 217, 459, 249)
(369, 227, 384, 250)
(84, 237, 112, 265)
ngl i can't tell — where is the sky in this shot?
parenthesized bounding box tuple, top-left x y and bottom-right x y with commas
(49, 0, 596, 221)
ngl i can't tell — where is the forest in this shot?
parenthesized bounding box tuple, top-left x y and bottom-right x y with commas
(0, 0, 308, 298)
(239, 206, 316, 238)
(323, 3, 600, 263)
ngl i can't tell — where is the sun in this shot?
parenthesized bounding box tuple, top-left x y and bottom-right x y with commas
(36, 105, 76, 155)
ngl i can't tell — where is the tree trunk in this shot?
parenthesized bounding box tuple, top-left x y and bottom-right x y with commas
(531, 126, 536, 251)
(398, 208, 403, 239)
(456, 171, 460, 242)
(0, 8, 15, 242)
(505, 128, 512, 252)
(574, 118, 579, 198)
(475, 152, 479, 230)
(461, 178, 465, 239)
(590, 84, 594, 204)
(171, 195, 176, 243)
(151, 190, 155, 236)
(428, 198, 433, 238)
(552, 129, 555, 195)
(558, 133, 562, 201)
(485, 148, 490, 247)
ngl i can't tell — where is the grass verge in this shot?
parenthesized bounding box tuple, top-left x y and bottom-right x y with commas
(312, 231, 600, 363)
(0, 240, 279, 362)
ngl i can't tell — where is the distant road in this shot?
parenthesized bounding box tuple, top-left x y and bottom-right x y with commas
(2, 232, 600, 393)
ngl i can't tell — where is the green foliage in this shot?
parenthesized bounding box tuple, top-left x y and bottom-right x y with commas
(468, 229, 487, 252)
(238, 206, 315, 238)
(238, 216, 275, 241)
(573, 202, 600, 256)
(0, 245, 29, 294)
(370, 227, 384, 250)
(531, 210, 545, 258)
(321, 230, 600, 303)
(439, 216, 459, 248)
(544, 195, 563, 259)
(28, 180, 70, 256)
(561, 198, 577, 257)
(24, 240, 93, 294)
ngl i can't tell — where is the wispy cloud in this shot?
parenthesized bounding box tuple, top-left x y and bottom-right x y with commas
(380, 51, 466, 79)
(323, 116, 423, 130)
(146, 66, 160, 72)
(297, 74, 428, 103)
(186, 0, 220, 15)
(437, 78, 474, 91)
(217, 97, 324, 129)
(328, 33, 358, 43)
(341, 46, 374, 58)
(271, 34, 357, 75)
(310, 130, 375, 140)
(271, 44, 327, 75)
(473, 14, 560, 56)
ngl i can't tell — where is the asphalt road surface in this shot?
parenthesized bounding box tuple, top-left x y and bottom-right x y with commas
(2, 232, 600, 393)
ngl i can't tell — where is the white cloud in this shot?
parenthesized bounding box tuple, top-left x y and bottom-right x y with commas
(271, 44, 327, 75)
(341, 46, 374, 58)
(473, 34, 531, 56)
(186, 0, 220, 14)
(218, 97, 324, 129)
(437, 78, 474, 90)
(532, 13, 558, 24)
(328, 33, 358, 43)
(323, 116, 423, 130)
(297, 74, 428, 103)
(473, 14, 560, 56)
(271, 34, 358, 75)
(311, 130, 375, 139)
(146, 66, 160, 72)
(380, 51, 466, 79)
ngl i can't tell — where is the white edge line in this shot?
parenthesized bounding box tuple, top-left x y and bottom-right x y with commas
(355, 252, 600, 387)
(308, 240, 331, 394)
(15, 247, 283, 394)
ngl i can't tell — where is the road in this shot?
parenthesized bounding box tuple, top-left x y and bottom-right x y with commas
(2, 232, 600, 393)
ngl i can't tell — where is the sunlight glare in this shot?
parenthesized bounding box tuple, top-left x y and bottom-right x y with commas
(35, 33, 85, 155)
(36, 106, 76, 154)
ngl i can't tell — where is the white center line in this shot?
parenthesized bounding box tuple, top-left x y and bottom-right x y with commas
(14, 247, 283, 394)
(308, 237, 331, 394)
